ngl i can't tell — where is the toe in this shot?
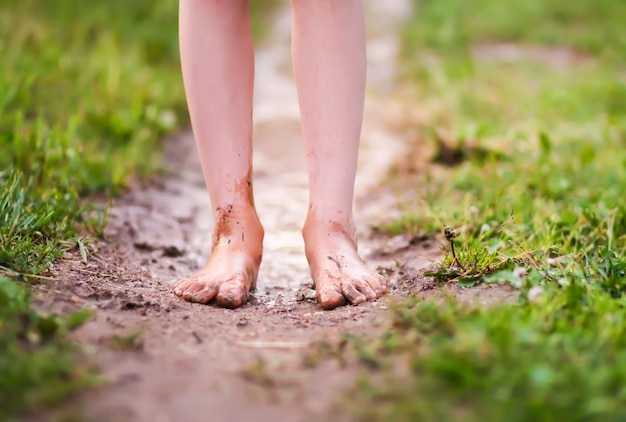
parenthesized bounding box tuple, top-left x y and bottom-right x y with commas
(317, 279, 345, 310)
(182, 283, 205, 301)
(364, 274, 387, 297)
(172, 279, 191, 296)
(341, 281, 368, 305)
(216, 288, 247, 308)
(216, 273, 248, 309)
(355, 278, 377, 301)
(190, 283, 219, 304)
(377, 274, 389, 293)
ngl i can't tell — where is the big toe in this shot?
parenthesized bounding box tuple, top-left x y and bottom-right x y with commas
(216, 291, 246, 308)
(216, 274, 249, 309)
(317, 280, 346, 310)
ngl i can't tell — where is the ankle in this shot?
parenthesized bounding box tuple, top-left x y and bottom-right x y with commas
(302, 212, 357, 249)
(212, 204, 264, 248)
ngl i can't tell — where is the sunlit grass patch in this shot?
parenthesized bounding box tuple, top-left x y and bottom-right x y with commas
(386, 0, 626, 283)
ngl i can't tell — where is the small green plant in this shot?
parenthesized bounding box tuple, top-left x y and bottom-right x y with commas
(0, 277, 96, 420)
(240, 357, 276, 389)
(302, 339, 349, 368)
(105, 330, 144, 352)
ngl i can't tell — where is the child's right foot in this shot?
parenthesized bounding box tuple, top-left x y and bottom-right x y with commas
(173, 206, 264, 309)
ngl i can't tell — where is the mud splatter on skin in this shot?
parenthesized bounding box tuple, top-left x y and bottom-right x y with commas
(212, 205, 234, 249)
(303, 212, 388, 309)
(174, 170, 264, 308)
(212, 170, 257, 249)
(232, 166, 255, 207)
(330, 220, 357, 247)
(327, 255, 343, 270)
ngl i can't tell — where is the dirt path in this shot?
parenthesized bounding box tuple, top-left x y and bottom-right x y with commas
(36, 2, 445, 421)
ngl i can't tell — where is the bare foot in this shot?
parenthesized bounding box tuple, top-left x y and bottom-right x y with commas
(303, 216, 388, 310)
(173, 206, 263, 309)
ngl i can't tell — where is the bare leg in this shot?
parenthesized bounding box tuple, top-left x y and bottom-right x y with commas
(173, 0, 263, 308)
(291, 0, 387, 309)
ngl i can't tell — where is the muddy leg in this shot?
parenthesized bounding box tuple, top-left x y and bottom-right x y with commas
(173, 0, 263, 308)
(291, 0, 388, 309)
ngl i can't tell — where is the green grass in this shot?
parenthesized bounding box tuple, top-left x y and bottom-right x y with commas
(0, 276, 96, 420)
(0, 0, 180, 417)
(351, 0, 626, 420)
(0, 2, 184, 414)
(404, 0, 626, 64)
(350, 282, 626, 421)
(1, 0, 277, 418)
(0, 0, 185, 275)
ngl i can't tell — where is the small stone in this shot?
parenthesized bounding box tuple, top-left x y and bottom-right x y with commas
(513, 267, 528, 278)
(295, 287, 317, 302)
(116, 373, 141, 385)
(380, 234, 411, 254)
(312, 312, 335, 327)
(162, 245, 185, 258)
(528, 286, 543, 303)
(303, 289, 317, 301)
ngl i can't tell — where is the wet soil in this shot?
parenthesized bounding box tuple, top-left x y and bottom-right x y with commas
(33, 2, 514, 421)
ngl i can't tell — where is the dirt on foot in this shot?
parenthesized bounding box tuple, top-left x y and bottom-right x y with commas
(33, 2, 513, 421)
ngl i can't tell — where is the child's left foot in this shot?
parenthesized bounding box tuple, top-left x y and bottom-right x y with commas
(303, 216, 388, 310)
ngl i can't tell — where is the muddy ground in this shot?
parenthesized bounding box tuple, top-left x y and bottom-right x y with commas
(33, 2, 513, 421)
